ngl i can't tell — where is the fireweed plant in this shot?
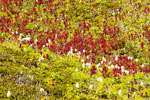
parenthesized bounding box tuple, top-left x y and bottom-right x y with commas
(0, 0, 150, 99)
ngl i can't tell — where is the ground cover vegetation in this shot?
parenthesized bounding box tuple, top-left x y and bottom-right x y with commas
(0, 0, 150, 99)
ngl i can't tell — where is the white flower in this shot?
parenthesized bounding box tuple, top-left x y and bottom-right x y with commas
(20, 71, 23, 74)
(16, 31, 18, 34)
(135, 59, 138, 62)
(46, 43, 48, 46)
(82, 63, 85, 68)
(75, 49, 77, 52)
(102, 57, 106, 62)
(77, 51, 81, 56)
(86, 55, 89, 59)
(118, 90, 122, 95)
(75, 83, 79, 88)
(22, 37, 31, 41)
(35, 39, 38, 43)
(125, 70, 129, 75)
(41, 57, 44, 60)
(55, 34, 57, 38)
(40, 88, 45, 93)
(134, 92, 136, 95)
(7, 91, 11, 97)
(24, 48, 26, 51)
(121, 66, 124, 69)
(115, 64, 119, 69)
(67, 51, 71, 56)
(97, 77, 103, 83)
(111, 65, 114, 68)
(85, 63, 91, 68)
(83, 49, 86, 53)
(140, 81, 143, 86)
(115, 56, 118, 61)
(128, 81, 130, 84)
(75, 68, 78, 72)
(96, 63, 100, 68)
(81, 59, 84, 62)
(141, 64, 144, 68)
(108, 61, 111, 65)
(101, 60, 103, 64)
(100, 68, 103, 71)
(70, 47, 73, 53)
(89, 85, 93, 89)
(78, 55, 80, 58)
(108, 66, 111, 69)
(48, 39, 51, 43)
(38, 58, 41, 62)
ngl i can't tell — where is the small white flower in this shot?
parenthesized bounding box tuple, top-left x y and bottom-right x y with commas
(35, 39, 38, 43)
(77, 51, 81, 56)
(125, 70, 129, 75)
(115, 64, 119, 68)
(22, 37, 31, 41)
(86, 63, 91, 68)
(100, 68, 103, 71)
(41, 57, 44, 60)
(96, 63, 100, 68)
(102, 57, 106, 62)
(89, 85, 93, 89)
(75, 83, 79, 88)
(111, 65, 114, 68)
(7, 91, 11, 97)
(141, 64, 145, 68)
(82, 63, 85, 68)
(75, 49, 77, 52)
(122, 69, 125, 73)
(115, 56, 118, 61)
(86, 55, 89, 59)
(135, 59, 138, 62)
(81, 59, 84, 62)
(24, 48, 26, 51)
(97, 77, 103, 83)
(121, 66, 124, 69)
(83, 49, 86, 53)
(75, 68, 78, 72)
(40, 88, 45, 93)
(38, 58, 41, 62)
(140, 81, 143, 86)
(108, 61, 111, 65)
(78, 55, 80, 58)
(70, 47, 73, 53)
(108, 66, 111, 69)
(48, 39, 51, 43)
(101, 60, 103, 64)
(67, 51, 71, 56)
(134, 92, 136, 95)
(20, 71, 23, 74)
(118, 90, 122, 95)
(44, 91, 47, 95)
(46, 43, 48, 46)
